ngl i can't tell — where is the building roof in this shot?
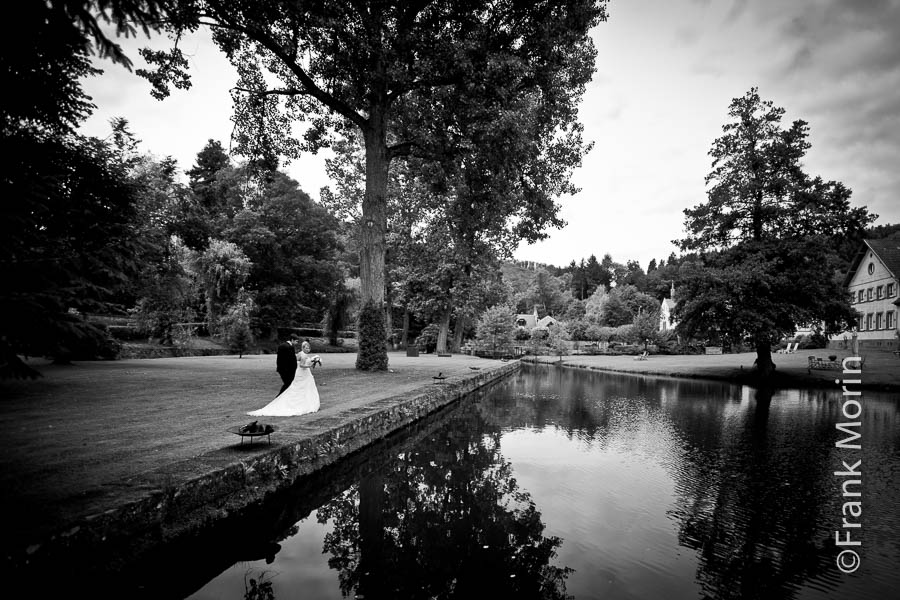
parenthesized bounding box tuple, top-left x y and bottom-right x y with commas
(536, 315, 557, 329)
(843, 239, 900, 286)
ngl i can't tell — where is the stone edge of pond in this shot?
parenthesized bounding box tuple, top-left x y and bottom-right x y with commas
(521, 356, 900, 392)
(4, 360, 521, 577)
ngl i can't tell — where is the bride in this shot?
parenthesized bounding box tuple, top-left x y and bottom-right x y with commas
(248, 341, 321, 416)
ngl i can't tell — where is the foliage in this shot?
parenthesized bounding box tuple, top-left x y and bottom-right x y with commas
(356, 301, 388, 371)
(566, 318, 589, 341)
(172, 139, 235, 250)
(222, 288, 256, 357)
(243, 572, 275, 600)
(315, 400, 572, 599)
(614, 324, 634, 344)
(414, 323, 441, 354)
(192, 239, 252, 334)
(1, 131, 145, 371)
(676, 88, 874, 374)
(518, 269, 572, 317)
(514, 327, 532, 341)
(630, 308, 661, 347)
(2, 1, 169, 139)
(324, 278, 359, 347)
(226, 170, 345, 337)
(676, 239, 857, 361)
(475, 305, 516, 357)
(546, 324, 571, 360)
(145, 1, 607, 371)
(0, 1, 174, 375)
(595, 285, 659, 327)
(599, 293, 632, 327)
(680, 87, 873, 251)
(583, 286, 608, 323)
(527, 327, 550, 355)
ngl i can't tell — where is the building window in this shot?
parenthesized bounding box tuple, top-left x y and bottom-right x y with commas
(867, 288, 873, 301)
(866, 313, 873, 330)
(888, 283, 896, 298)
(888, 311, 895, 330)
(868, 262, 875, 275)
(876, 313, 883, 329)
(857, 313, 864, 330)
(877, 286, 884, 299)
(858, 290, 865, 303)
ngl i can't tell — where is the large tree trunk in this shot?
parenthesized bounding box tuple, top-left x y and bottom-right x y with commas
(452, 314, 467, 352)
(358, 118, 389, 369)
(435, 307, 452, 354)
(753, 334, 776, 377)
(401, 308, 410, 348)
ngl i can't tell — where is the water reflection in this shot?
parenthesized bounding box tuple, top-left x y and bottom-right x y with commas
(182, 365, 898, 600)
(316, 396, 572, 600)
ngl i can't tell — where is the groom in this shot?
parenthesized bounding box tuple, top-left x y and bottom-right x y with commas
(276, 333, 300, 395)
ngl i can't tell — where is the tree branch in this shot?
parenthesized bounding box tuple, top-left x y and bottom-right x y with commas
(198, 10, 368, 130)
(232, 86, 308, 97)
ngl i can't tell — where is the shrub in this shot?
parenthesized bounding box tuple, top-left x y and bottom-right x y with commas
(220, 289, 256, 357)
(356, 300, 388, 370)
(614, 324, 634, 342)
(226, 320, 253, 357)
(547, 323, 571, 359)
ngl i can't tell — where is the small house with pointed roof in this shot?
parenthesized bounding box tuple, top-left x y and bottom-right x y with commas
(515, 306, 558, 331)
(843, 239, 900, 350)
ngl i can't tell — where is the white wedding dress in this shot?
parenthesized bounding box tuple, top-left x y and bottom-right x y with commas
(248, 352, 320, 417)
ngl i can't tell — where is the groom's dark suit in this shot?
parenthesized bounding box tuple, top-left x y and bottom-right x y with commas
(276, 341, 298, 395)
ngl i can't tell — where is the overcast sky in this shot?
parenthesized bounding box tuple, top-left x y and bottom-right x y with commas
(79, 0, 900, 271)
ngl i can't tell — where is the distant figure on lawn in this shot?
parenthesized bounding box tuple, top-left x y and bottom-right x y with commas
(249, 341, 321, 417)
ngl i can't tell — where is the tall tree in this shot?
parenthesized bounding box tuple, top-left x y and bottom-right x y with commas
(676, 88, 875, 376)
(226, 170, 343, 337)
(173, 139, 235, 249)
(1, 1, 174, 376)
(144, 1, 606, 369)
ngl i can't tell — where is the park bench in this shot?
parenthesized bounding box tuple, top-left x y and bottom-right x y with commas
(807, 355, 865, 374)
(807, 356, 841, 373)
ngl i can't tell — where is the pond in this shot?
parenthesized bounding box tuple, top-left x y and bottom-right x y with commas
(145, 365, 899, 599)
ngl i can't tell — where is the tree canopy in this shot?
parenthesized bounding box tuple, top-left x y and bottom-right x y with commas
(675, 88, 875, 376)
(143, 0, 607, 369)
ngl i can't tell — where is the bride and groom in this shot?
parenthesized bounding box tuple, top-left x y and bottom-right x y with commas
(248, 334, 322, 417)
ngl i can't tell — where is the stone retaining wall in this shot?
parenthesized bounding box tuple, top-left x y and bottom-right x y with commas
(13, 360, 521, 580)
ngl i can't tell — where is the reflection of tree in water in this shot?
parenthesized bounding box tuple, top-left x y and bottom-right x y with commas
(486, 366, 843, 599)
(316, 399, 571, 599)
(243, 570, 275, 600)
(666, 387, 836, 600)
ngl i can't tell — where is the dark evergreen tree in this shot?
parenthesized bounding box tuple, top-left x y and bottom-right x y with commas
(676, 88, 875, 375)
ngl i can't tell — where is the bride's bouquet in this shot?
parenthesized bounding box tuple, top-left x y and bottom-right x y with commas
(310, 355, 322, 368)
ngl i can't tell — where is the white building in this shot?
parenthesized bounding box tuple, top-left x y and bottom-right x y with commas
(843, 239, 900, 350)
(659, 282, 678, 333)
